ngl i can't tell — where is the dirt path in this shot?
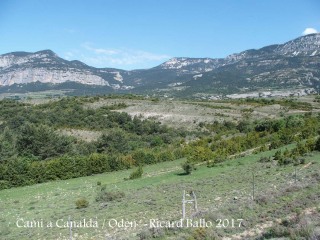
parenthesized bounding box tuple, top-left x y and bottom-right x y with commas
(145, 166, 181, 177)
(301, 161, 312, 169)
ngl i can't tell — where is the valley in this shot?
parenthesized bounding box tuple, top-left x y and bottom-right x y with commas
(2, 2, 320, 240)
(0, 94, 319, 239)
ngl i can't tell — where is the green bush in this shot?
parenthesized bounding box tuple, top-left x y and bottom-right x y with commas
(299, 158, 306, 164)
(0, 180, 10, 190)
(206, 159, 215, 168)
(157, 151, 174, 162)
(132, 149, 158, 165)
(75, 198, 89, 209)
(182, 161, 195, 175)
(129, 166, 143, 180)
(188, 146, 213, 163)
(315, 137, 320, 151)
(96, 190, 125, 202)
(278, 158, 293, 166)
(273, 150, 282, 160)
(259, 156, 271, 163)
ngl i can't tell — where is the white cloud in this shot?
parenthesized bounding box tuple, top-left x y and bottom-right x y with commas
(67, 43, 171, 69)
(81, 43, 119, 55)
(302, 27, 318, 35)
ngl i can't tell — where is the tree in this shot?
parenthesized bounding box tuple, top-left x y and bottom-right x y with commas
(315, 137, 320, 151)
(150, 135, 164, 147)
(0, 127, 17, 161)
(188, 146, 213, 163)
(96, 128, 130, 154)
(305, 138, 316, 152)
(16, 123, 72, 160)
(182, 160, 195, 175)
(237, 120, 252, 133)
(87, 153, 110, 174)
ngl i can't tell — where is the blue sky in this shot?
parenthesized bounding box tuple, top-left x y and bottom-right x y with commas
(1, 0, 320, 70)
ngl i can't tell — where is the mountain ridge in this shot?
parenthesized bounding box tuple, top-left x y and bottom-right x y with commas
(1, 33, 320, 96)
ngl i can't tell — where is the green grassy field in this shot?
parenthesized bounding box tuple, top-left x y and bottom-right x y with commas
(1, 146, 319, 240)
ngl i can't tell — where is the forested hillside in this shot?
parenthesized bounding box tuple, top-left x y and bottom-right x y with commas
(1, 95, 320, 189)
(0, 96, 187, 188)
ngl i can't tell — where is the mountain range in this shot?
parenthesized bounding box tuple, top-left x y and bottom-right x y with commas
(1, 33, 320, 97)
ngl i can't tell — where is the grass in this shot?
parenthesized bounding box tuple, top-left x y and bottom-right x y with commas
(0, 150, 319, 239)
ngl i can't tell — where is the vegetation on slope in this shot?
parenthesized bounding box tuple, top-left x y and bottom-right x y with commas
(0, 94, 320, 239)
(0, 95, 320, 189)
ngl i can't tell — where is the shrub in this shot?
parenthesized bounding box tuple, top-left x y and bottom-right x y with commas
(315, 137, 320, 151)
(273, 150, 282, 160)
(132, 150, 156, 165)
(137, 229, 152, 240)
(182, 161, 195, 175)
(255, 195, 268, 205)
(192, 227, 208, 240)
(0, 180, 10, 190)
(157, 151, 174, 162)
(259, 156, 271, 163)
(96, 190, 125, 202)
(100, 184, 107, 191)
(258, 145, 268, 153)
(293, 158, 300, 166)
(206, 159, 215, 168)
(188, 146, 213, 163)
(172, 148, 185, 159)
(260, 216, 315, 239)
(129, 166, 143, 180)
(75, 198, 89, 209)
(214, 156, 226, 163)
(278, 158, 292, 166)
(191, 227, 220, 240)
(269, 139, 283, 150)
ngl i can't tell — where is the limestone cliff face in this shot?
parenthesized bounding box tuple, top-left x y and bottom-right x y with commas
(0, 50, 116, 87)
(0, 68, 108, 86)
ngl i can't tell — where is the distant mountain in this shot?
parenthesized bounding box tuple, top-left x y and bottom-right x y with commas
(1, 33, 320, 97)
(0, 50, 132, 90)
(177, 34, 320, 96)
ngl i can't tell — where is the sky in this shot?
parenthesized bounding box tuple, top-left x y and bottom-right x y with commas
(1, 0, 320, 70)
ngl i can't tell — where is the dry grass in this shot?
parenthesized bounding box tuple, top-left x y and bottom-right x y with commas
(84, 97, 320, 130)
(57, 129, 102, 142)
